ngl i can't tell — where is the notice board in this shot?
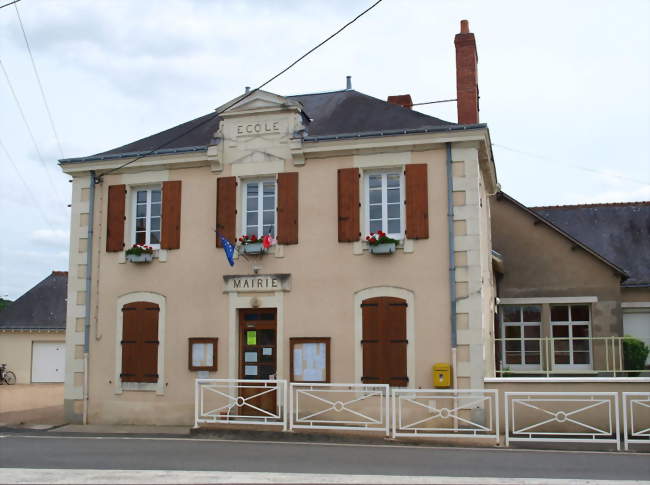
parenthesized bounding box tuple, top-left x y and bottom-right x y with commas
(290, 337, 330, 383)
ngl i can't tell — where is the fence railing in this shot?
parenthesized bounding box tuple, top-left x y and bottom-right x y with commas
(392, 389, 498, 443)
(194, 378, 287, 430)
(505, 392, 620, 450)
(622, 392, 650, 450)
(289, 383, 389, 435)
(493, 336, 650, 377)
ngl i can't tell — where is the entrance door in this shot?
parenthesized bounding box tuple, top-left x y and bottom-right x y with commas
(239, 308, 277, 416)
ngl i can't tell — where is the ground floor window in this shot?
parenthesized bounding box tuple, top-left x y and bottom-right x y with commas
(361, 296, 408, 386)
(120, 301, 160, 383)
(551, 304, 592, 368)
(500, 305, 542, 369)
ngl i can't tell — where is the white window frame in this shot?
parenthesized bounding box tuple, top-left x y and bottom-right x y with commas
(242, 178, 277, 238)
(131, 186, 162, 249)
(364, 170, 404, 240)
(500, 305, 542, 371)
(551, 304, 593, 370)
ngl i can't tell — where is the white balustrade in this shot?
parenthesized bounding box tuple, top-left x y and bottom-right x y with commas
(194, 379, 287, 430)
(623, 392, 650, 450)
(392, 389, 498, 443)
(290, 383, 389, 435)
(505, 392, 619, 450)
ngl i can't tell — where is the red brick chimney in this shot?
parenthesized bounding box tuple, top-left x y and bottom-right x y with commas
(387, 94, 413, 109)
(454, 19, 479, 124)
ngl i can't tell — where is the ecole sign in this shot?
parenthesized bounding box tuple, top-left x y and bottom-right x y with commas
(223, 274, 291, 293)
(236, 120, 281, 136)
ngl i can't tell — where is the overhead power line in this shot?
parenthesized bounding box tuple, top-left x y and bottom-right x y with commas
(0, 58, 66, 204)
(14, 2, 65, 158)
(412, 98, 457, 106)
(0, 137, 56, 231)
(493, 143, 650, 186)
(98, 0, 384, 179)
(0, 0, 21, 10)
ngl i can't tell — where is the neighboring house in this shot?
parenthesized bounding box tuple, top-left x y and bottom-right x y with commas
(0, 271, 67, 384)
(491, 194, 650, 374)
(59, 21, 497, 424)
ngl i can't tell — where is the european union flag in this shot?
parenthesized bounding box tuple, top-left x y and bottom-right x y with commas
(220, 235, 235, 266)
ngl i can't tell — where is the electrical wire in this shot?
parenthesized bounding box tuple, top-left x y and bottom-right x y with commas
(0, 0, 21, 10)
(98, 0, 384, 179)
(0, 137, 56, 231)
(493, 143, 650, 186)
(14, 2, 65, 158)
(412, 98, 456, 106)
(0, 58, 66, 204)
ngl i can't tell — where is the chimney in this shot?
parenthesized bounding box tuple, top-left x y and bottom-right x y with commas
(387, 94, 413, 109)
(454, 19, 479, 124)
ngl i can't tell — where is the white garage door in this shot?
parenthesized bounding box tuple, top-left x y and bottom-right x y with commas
(31, 342, 65, 383)
(624, 311, 650, 366)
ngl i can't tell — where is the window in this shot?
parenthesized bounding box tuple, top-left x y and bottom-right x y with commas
(290, 338, 330, 383)
(133, 187, 161, 247)
(243, 179, 276, 237)
(188, 338, 218, 372)
(500, 305, 542, 368)
(365, 171, 403, 239)
(551, 304, 591, 368)
(120, 301, 159, 383)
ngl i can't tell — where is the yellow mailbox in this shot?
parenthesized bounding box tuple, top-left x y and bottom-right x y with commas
(433, 363, 451, 388)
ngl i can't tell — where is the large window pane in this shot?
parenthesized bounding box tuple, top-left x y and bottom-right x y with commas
(247, 183, 258, 196)
(571, 305, 589, 321)
(137, 191, 147, 203)
(369, 175, 381, 188)
(387, 219, 400, 234)
(387, 188, 399, 203)
(369, 205, 382, 220)
(136, 205, 146, 217)
(523, 306, 541, 322)
(502, 306, 521, 323)
(387, 204, 400, 219)
(263, 197, 274, 210)
(151, 190, 161, 202)
(150, 231, 160, 244)
(551, 306, 569, 321)
(369, 190, 382, 204)
(247, 197, 258, 211)
(386, 174, 400, 187)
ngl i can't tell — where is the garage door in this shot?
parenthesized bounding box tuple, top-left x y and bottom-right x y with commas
(31, 342, 65, 383)
(624, 311, 650, 366)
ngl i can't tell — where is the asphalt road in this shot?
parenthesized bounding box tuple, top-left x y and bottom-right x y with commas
(0, 433, 648, 481)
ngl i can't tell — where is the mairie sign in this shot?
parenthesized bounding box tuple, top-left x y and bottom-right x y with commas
(223, 274, 291, 293)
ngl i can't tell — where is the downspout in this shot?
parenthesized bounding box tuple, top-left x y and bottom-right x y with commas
(83, 170, 96, 425)
(446, 143, 458, 390)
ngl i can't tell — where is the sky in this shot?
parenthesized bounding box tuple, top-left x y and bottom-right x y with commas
(0, 0, 648, 300)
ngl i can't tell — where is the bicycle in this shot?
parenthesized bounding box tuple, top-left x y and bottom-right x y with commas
(0, 363, 16, 385)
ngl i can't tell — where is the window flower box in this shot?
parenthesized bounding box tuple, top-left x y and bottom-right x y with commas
(125, 244, 154, 263)
(366, 231, 399, 255)
(237, 234, 276, 255)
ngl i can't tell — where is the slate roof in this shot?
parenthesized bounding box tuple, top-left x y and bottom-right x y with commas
(533, 202, 650, 286)
(0, 272, 67, 330)
(60, 90, 465, 163)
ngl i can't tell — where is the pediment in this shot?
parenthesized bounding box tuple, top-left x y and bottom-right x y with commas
(216, 90, 301, 117)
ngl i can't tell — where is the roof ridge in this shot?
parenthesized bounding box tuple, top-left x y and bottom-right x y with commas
(532, 201, 650, 210)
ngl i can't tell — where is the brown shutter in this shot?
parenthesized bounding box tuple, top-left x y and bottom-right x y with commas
(337, 168, 360, 242)
(385, 298, 408, 386)
(405, 164, 429, 239)
(161, 180, 182, 249)
(106, 184, 126, 252)
(361, 300, 382, 384)
(216, 176, 236, 247)
(361, 296, 408, 386)
(121, 301, 159, 383)
(277, 172, 298, 244)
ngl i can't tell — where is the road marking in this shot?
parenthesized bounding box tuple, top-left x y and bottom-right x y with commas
(1, 432, 647, 456)
(1, 469, 648, 485)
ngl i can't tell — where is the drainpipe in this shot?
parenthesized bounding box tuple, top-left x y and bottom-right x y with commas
(83, 170, 96, 425)
(446, 143, 458, 390)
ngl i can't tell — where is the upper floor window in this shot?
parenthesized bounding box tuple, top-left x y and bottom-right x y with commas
(243, 179, 276, 238)
(133, 187, 161, 248)
(365, 171, 403, 240)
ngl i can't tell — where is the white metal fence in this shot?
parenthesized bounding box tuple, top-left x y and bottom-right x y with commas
(622, 392, 650, 450)
(505, 392, 620, 450)
(392, 389, 499, 443)
(194, 379, 287, 430)
(289, 383, 389, 435)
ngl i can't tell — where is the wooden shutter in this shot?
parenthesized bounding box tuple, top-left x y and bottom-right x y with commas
(161, 180, 182, 249)
(106, 184, 126, 252)
(337, 168, 360, 242)
(277, 172, 298, 244)
(120, 301, 159, 383)
(361, 296, 408, 386)
(361, 300, 382, 384)
(216, 176, 236, 247)
(405, 164, 429, 239)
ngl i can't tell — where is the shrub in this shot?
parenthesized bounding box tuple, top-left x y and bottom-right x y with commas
(623, 335, 649, 377)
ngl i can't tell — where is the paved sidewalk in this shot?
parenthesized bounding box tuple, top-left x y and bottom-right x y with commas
(55, 424, 190, 435)
(0, 384, 64, 427)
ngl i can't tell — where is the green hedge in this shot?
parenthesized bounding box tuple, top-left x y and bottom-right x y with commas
(623, 336, 650, 377)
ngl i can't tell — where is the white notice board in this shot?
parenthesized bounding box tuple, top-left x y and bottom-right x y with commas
(291, 338, 330, 382)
